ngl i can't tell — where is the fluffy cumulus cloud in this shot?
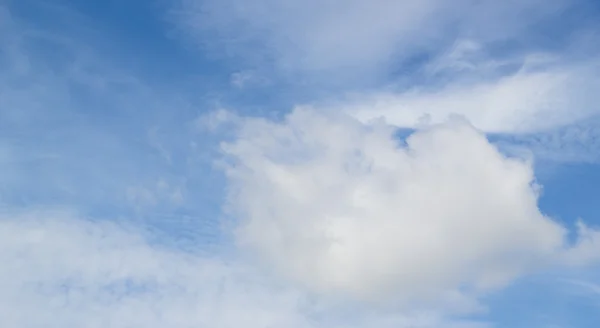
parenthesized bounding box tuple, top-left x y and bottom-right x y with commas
(220, 108, 600, 304)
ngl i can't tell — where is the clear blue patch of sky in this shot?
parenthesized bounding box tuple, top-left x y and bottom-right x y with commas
(8, 0, 233, 93)
(537, 162, 600, 227)
(484, 272, 600, 328)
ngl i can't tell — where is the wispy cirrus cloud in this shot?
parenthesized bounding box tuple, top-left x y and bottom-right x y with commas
(342, 42, 600, 133)
(0, 3, 224, 248)
(173, 0, 569, 81)
(174, 0, 600, 161)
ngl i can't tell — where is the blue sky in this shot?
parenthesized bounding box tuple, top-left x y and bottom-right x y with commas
(1, 0, 600, 327)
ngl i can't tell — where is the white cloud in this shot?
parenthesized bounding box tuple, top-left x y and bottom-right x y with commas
(0, 208, 491, 328)
(325, 37, 600, 134)
(220, 108, 600, 304)
(174, 0, 566, 78)
(0, 209, 308, 328)
(344, 59, 600, 133)
(561, 220, 600, 266)
(308, 42, 600, 163)
(174, 0, 600, 156)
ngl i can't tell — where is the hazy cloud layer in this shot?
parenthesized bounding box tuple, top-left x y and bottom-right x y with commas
(0, 209, 492, 328)
(175, 0, 567, 77)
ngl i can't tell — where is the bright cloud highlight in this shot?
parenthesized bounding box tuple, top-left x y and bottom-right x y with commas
(220, 109, 600, 304)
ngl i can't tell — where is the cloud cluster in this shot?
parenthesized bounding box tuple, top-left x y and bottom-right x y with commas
(176, 0, 600, 159)
(0, 208, 493, 328)
(220, 108, 600, 304)
(2, 1, 599, 327)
